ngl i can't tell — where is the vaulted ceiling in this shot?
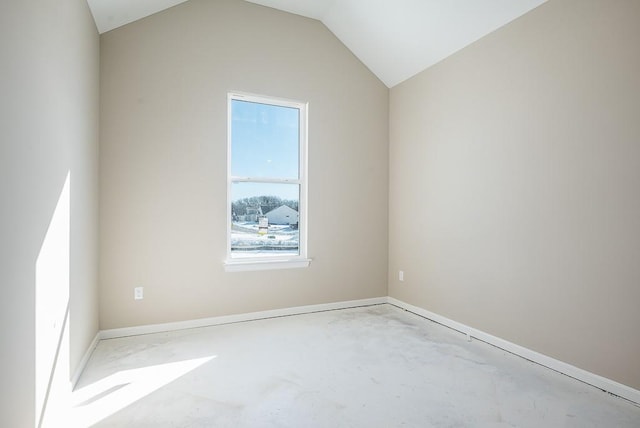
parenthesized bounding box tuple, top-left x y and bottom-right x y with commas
(87, 0, 547, 87)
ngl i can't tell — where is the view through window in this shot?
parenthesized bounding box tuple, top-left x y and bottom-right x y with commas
(228, 94, 306, 260)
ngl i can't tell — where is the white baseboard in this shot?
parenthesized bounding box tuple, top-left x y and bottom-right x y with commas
(100, 297, 388, 340)
(71, 332, 100, 389)
(387, 297, 640, 406)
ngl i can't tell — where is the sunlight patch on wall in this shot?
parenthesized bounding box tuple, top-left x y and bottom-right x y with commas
(35, 171, 71, 426)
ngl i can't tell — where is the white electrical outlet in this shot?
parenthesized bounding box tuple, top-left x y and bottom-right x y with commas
(399, 270, 404, 281)
(134, 287, 144, 300)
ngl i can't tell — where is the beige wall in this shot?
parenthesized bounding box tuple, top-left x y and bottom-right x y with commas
(99, 0, 389, 329)
(389, 0, 640, 390)
(0, 0, 100, 426)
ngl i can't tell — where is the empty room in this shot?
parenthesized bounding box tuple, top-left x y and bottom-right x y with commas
(2, 0, 639, 426)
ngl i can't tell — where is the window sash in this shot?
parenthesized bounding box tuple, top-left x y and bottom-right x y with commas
(230, 177, 302, 184)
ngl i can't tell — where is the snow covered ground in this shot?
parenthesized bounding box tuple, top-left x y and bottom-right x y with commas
(231, 222, 299, 256)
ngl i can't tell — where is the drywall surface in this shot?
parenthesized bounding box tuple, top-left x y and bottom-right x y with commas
(0, 0, 100, 426)
(389, 0, 640, 390)
(99, 0, 389, 329)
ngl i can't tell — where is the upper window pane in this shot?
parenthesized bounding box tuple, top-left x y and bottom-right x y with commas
(230, 99, 299, 179)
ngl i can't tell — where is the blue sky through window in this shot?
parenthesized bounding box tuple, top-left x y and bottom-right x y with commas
(231, 100, 299, 175)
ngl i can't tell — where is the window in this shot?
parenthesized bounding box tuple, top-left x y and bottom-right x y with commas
(225, 93, 309, 272)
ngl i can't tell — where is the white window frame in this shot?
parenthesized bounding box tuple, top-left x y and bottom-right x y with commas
(224, 92, 310, 272)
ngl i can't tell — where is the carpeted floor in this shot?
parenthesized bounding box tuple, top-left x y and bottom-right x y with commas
(72, 304, 640, 427)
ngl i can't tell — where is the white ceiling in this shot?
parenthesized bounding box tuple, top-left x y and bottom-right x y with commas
(87, 0, 189, 34)
(87, 0, 547, 88)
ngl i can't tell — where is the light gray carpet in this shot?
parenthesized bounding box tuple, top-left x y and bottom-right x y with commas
(73, 304, 640, 427)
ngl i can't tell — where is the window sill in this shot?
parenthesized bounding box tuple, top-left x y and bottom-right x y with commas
(224, 258, 311, 272)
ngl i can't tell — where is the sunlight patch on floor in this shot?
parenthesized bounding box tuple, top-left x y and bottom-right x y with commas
(71, 356, 216, 427)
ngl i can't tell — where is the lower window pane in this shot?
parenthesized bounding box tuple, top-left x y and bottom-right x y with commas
(230, 182, 300, 258)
